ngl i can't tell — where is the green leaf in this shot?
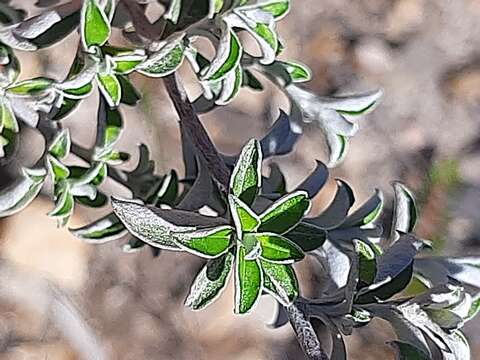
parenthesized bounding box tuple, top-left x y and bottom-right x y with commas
(254, 22, 277, 55)
(111, 197, 228, 250)
(97, 72, 121, 108)
(235, 246, 262, 314)
(47, 155, 70, 183)
(355, 239, 377, 286)
(96, 95, 122, 151)
(224, 9, 276, 64)
(75, 190, 108, 208)
(229, 194, 260, 237)
(344, 189, 383, 227)
(70, 213, 127, 243)
(0, 45, 20, 85)
(7, 77, 53, 95)
(118, 75, 141, 106)
(392, 182, 417, 235)
(176, 225, 233, 258)
(94, 149, 129, 165)
(185, 252, 234, 310)
(242, 233, 262, 260)
(81, 0, 111, 49)
(48, 129, 71, 159)
(259, 0, 290, 20)
(209, 0, 224, 17)
(216, 64, 243, 105)
(57, 60, 96, 99)
(137, 36, 185, 77)
(0, 167, 47, 217)
(48, 189, 74, 221)
(69, 162, 106, 187)
(327, 132, 348, 168)
(328, 89, 383, 116)
(112, 53, 147, 75)
(202, 26, 242, 81)
(255, 232, 304, 264)
(0, 99, 18, 132)
(465, 294, 480, 322)
(357, 234, 428, 303)
(243, 69, 263, 91)
(261, 260, 298, 306)
(230, 138, 262, 205)
(258, 191, 311, 234)
(284, 222, 326, 252)
(280, 60, 311, 83)
(388, 341, 429, 360)
(51, 98, 78, 121)
(63, 83, 93, 99)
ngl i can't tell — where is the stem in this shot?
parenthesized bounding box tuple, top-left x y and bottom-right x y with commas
(163, 73, 230, 191)
(286, 300, 330, 360)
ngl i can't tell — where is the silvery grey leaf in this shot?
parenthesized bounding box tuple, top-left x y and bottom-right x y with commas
(308, 179, 354, 229)
(369, 303, 432, 357)
(70, 212, 128, 244)
(316, 89, 383, 115)
(328, 225, 383, 245)
(57, 61, 97, 94)
(356, 234, 428, 303)
(260, 110, 300, 158)
(13, 10, 62, 38)
(375, 234, 426, 284)
(325, 131, 348, 168)
(0, 28, 36, 51)
(391, 182, 417, 241)
(286, 85, 358, 136)
(8, 96, 41, 127)
(267, 301, 289, 328)
(111, 197, 227, 250)
(70, 183, 97, 200)
(224, 8, 277, 65)
(343, 189, 383, 227)
(414, 257, 480, 289)
(0, 167, 47, 217)
(295, 160, 329, 199)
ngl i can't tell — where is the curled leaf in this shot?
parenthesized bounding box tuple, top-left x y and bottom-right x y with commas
(230, 138, 262, 205)
(201, 25, 242, 81)
(185, 252, 234, 310)
(70, 213, 129, 243)
(137, 35, 185, 77)
(0, 167, 46, 217)
(81, 0, 111, 50)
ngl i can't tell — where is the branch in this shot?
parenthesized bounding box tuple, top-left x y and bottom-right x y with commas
(121, 0, 165, 41)
(163, 73, 231, 191)
(287, 300, 330, 360)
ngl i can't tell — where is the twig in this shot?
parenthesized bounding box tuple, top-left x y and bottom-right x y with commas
(286, 300, 330, 360)
(121, 0, 165, 41)
(163, 73, 231, 191)
(124, 5, 329, 359)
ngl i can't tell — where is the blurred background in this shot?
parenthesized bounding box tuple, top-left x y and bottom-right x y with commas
(1, 0, 480, 359)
